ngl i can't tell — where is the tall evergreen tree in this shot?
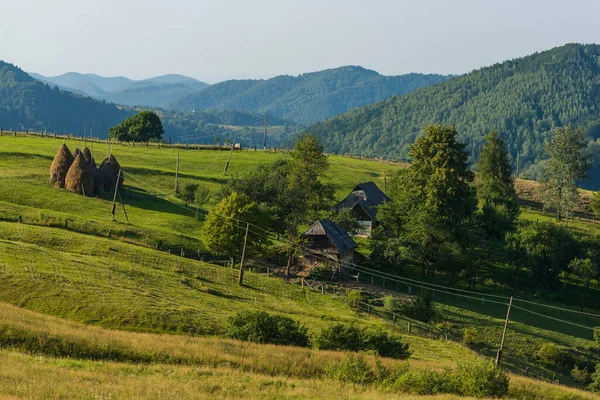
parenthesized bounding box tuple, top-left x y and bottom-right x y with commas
(542, 126, 590, 221)
(373, 125, 477, 282)
(476, 131, 519, 237)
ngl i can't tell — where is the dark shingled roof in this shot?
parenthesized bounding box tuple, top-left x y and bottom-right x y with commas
(334, 181, 391, 219)
(303, 219, 357, 253)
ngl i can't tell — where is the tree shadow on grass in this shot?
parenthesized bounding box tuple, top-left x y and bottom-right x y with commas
(124, 166, 229, 186)
(0, 152, 54, 162)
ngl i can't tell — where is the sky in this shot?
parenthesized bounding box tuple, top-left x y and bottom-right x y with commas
(1, 0, 599, 83)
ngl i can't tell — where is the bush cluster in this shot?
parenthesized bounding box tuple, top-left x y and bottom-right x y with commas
(224, 311, 310, 347)
(327, 354, 508, 398)
(314, 323, 410, 359)
(402, 294, 436, 322)
(535, 343, 575, 370)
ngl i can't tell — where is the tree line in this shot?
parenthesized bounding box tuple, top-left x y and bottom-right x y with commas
(196, 123, 599, 311)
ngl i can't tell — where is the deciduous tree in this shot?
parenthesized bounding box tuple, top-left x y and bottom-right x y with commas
(109, 111, 164, 143)
(201, 192, 268, 269)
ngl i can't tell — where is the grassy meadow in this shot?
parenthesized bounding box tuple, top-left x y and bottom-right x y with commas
(0, 303, 596, 400)
(0, 134, 600, 397)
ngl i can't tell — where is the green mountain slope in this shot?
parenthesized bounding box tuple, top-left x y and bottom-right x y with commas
(0, 61, 131, 135)
(170, 66, 451, 124)
(304, 43, 600, 179)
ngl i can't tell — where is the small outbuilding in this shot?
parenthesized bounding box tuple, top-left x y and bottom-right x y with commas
(302, 218, 357, 276)
(334, 181, 390, 236)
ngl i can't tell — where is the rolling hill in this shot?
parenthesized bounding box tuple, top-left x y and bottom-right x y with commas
(1, 61, 293, 142)
(170, 66, 452, 124)
(0, 135, 599, 398)
(0, 61, 131, 135)
(31, 71, 209, 108)
(304, 43, 600, 184)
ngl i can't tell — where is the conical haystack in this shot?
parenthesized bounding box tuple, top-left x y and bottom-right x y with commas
(97, 162, 117, 192)
(99, 154, 124, 190)
(88, 157, 97, 173)
(72, 148, 81, 160)
(82, 147, 92, 164)
(50, 144, 74, 184)
(65, 154, 94, 195)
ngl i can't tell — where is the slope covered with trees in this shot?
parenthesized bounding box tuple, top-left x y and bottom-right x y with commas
(0, 61, 131, 135)
(170, 66, 451, 124)
(305, 44, 600, 186)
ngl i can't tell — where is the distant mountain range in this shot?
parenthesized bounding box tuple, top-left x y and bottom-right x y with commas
(29, 72, 209, 108)
(0, 61, 292, 145)
(169, 66, 452, 124)
(304, 43, 600, 188)
(0, 62, 131, 136)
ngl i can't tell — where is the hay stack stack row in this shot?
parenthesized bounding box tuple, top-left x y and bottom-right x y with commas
(49, 144, 124, 195)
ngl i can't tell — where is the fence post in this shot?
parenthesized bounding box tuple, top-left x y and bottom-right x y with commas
(367, 304, 371, 315)
(393, 314, 396, 323)
(301, 277, 304, 287)
(408, 322, 412, 332)
(321, 285, 324, 294)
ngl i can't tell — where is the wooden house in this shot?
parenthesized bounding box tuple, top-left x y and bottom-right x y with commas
(302, 218, 357, 276)
(334, 181, 390, 236)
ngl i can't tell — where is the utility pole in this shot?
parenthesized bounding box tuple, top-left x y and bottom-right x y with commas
(223, 137, 236, 174)
(384, 170, 387, 195)
(496, 296, 513, 368)
(239, 223, 250, 285)
(117, 187, 130, 223)
(263, 115, 267, 150)
(175, 153, 180, 195)
(285, 254, 292, 282)
(111, 170, 121, 221)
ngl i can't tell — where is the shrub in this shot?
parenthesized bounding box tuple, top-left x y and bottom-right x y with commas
(383, 295, 401, 313)
(394, 368, 453, 395)
(178, 183, 199, 205)
(591, 364, 600, 392)
(362, 329, 411, 359)
(463, 327, 478, 345)
(452, 358, 509, 398)
(535, 343, 561, 367)
(224, 311, 309, 347)
(571, 366, 591, 384)
(402, 294, 436, 322)
(535, 343, 574, 369)
(326, 354, 409, 385)
(325, 353, 375, 384)
(314, 323, 410, 359)
(314, 323, 362, 352)
(347, 290, 362, 308)
(595, 327, 600, 346)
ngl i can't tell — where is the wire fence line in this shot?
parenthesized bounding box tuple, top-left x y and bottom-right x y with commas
(1, 129, 403, 163)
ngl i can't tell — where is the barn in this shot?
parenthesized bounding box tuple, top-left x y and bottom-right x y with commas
(302, 218, 357, 277)
(334, 181, 390, 236)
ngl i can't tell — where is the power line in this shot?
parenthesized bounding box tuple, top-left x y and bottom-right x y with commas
(511, 305, 596, 331)
(120, 167, 600, 324)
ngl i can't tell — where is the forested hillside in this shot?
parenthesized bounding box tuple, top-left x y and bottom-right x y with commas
(170, 66, 451, 124)
(305, 44, 600, 187)
(0, 62, 131, 135)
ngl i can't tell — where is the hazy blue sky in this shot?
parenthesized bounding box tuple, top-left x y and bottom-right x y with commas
(1, 0, 599, 83)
